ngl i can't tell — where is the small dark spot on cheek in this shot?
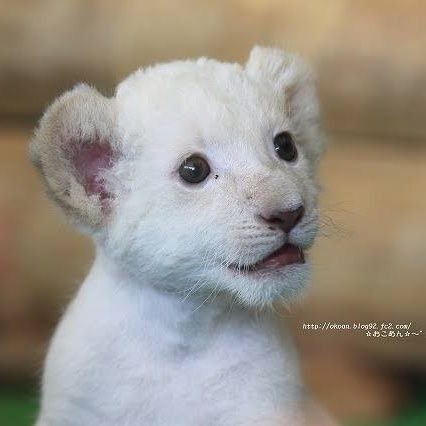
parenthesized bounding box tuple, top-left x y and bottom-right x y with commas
(246, 195, 253, 201)
(214, 174, 219, 179)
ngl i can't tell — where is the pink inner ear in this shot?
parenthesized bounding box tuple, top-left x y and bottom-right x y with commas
(71, 142, 114, 200)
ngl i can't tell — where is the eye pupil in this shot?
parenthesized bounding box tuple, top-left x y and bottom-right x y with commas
(273, 132, 297, 162)
(179, 155, 210, 184)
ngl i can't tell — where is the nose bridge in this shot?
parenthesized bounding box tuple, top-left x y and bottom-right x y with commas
(241, 170, 302, 214)
(241, 171, 269, 200)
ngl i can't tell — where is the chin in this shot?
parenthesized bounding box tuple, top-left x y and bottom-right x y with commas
(215, 262, 311, 308)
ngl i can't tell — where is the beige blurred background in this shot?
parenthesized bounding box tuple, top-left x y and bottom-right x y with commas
(0, 1, 425, 424)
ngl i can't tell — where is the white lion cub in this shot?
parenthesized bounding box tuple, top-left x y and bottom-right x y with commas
(30, 47, 330, 425)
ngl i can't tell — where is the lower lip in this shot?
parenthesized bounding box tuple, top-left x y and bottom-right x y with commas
(229, 244, 305, 273)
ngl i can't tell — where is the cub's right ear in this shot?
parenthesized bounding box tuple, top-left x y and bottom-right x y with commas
(30, 84, 120, 232)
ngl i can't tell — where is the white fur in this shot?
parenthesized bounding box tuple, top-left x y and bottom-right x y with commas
(33, 47, 328, 425)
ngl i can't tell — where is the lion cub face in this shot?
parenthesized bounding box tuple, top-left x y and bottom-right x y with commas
(31, 47, 325, 307)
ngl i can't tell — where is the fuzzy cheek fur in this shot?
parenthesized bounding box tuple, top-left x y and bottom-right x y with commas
(31, 46, 326, 308)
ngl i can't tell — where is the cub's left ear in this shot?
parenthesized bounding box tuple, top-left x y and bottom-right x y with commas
(245, 46, 319, 131)
(29, 84, 120, 232)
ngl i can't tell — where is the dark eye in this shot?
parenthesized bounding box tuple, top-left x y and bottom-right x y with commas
(273, 132, 297, 162)
(179, 155, 211, 184)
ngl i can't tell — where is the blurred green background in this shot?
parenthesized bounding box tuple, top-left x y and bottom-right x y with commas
(0, 1, 425, 424)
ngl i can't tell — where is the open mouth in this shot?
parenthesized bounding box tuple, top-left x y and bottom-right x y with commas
(228, 243, 305, 273)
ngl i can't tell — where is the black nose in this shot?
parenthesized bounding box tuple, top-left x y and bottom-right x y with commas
(261, 205, 305, 233)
